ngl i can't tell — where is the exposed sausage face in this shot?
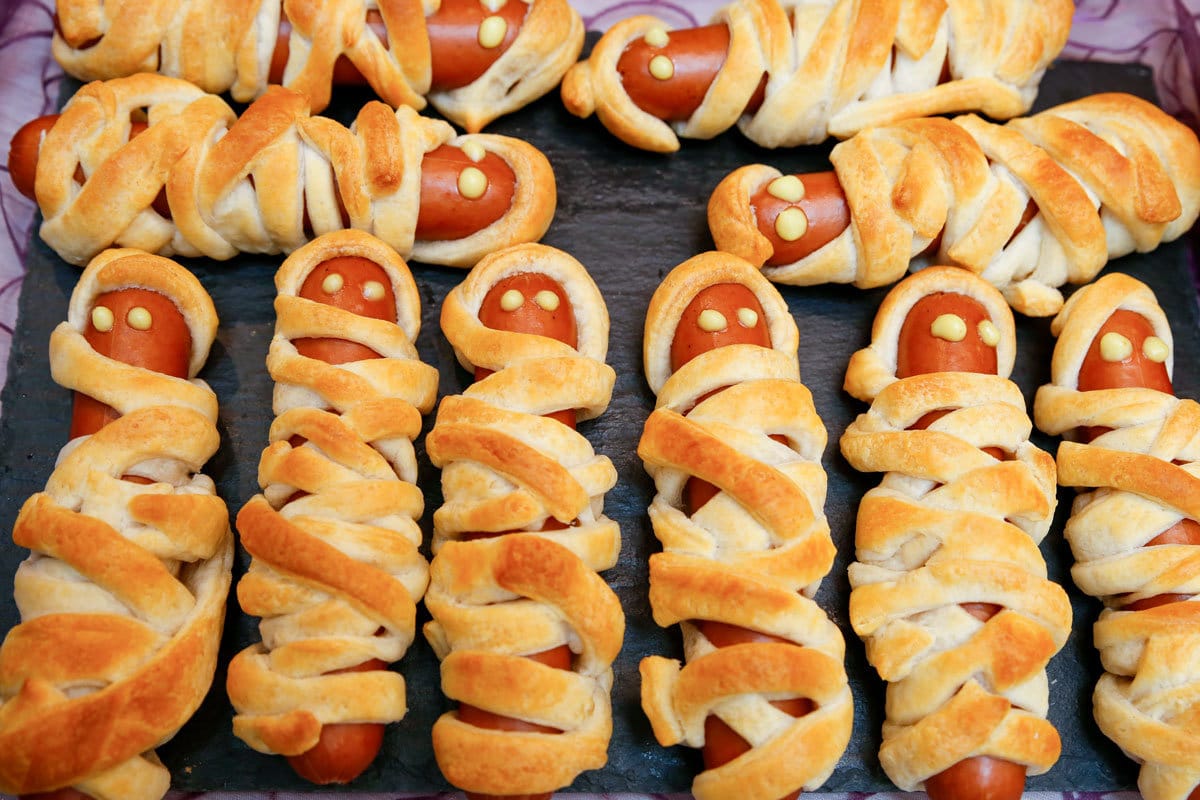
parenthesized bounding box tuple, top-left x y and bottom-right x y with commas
(478, 272, 577, 348)
(416, 143, 517, 241)
(294, 256, 397, 365)
(1077, 309, 1173, 394)
(427, 0, 528, 91)
(751, 172, 852, 266)
(896, 292, 999, 379)
(669, 283, 770, 373)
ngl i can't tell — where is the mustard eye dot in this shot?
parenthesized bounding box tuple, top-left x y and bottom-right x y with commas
(1143, 335, 1169, 363)
(458, 166, 489, 200)
(649, 54, 675, 81)
(481, 0, 507, 12)
(698, 309, 727, 332)
(644, 26, 669, 48)
(533, 290, 560, 311)
(127, 306, 153, 331)
(775, 207, 809, 242)
(362, 281, 385, 301)
(499, 289, 524, 311)
(478, 15, 508, 49)
(461, 140, 487, 163)
(91, 306, 114, 333)
(1100, 332, 1133, 363)
(737, 307, 759, 328)
(930, 313, 966, 342)
(767, 175, 805, 203)
(977, 320, 1000, 347)
(321, 273, 344, 294)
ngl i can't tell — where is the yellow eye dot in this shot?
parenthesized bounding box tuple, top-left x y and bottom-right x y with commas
(127, 306, 153, 331)
(977, 319, 1000, 347)
(737, 307, 758, 328)
(363, 281, 385, 301)
(458, 166, 489, 200)
(930, 313, 967, 343)
(649, 54, 675, 81)
(322, 273, 344, 294)
(461, 140, 487, 163)
(767, 175, 805, 203)
(775, 207, 809, 242)
(533, 290, 560, 311)
(1143, 335, 1169, 363)
(500, 289, 524, 311)
(478, 15, 508, 49)
(1100, 332, 1133, 363)
(91, 306, 114, 333)
(644, 26, 669, 48)
(481, 0, 506, 11)
(698, 309, 727, 333)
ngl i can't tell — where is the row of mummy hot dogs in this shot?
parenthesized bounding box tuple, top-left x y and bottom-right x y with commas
(1, 1, 1199, 799)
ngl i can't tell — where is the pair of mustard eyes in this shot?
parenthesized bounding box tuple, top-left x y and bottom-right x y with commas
(499, 289, 560, 312)
(320, 273, 387, 301)
(696, 307, 759, 333)
(930, 314, 1001, 347)
(91, 305, 151, 332)
(1100, 332, 1169, 363)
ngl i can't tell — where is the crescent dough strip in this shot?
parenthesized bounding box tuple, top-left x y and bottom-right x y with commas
(1033, 273, 1200, 800)
(841, 266, 1070, 791)
(52, 0, 584, 131)
(226, 230, 438, 758)
(423, 243, 624, 796)
(0, 249, 230, 800)
(709, 92, 1200, 317)
(562, 0, 1073, 152)
(35, 73, 556, 268)
(636, 252, 852, 799)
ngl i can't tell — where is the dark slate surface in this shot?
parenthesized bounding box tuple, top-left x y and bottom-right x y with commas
(1, 60, 1197, 794)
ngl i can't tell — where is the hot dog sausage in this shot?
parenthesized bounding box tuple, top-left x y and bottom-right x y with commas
(454, 270, 580, 800)
(667, 282, 813, 797)
(1076, 308, 1200, 614)
(273, 256, 402, 784)
(9, 117, 516, 244)
(894, 290, 1026, 800)
(750, 172, 851, 266)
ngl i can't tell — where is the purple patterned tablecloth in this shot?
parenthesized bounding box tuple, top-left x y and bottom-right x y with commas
(0, 2, 1198, 799)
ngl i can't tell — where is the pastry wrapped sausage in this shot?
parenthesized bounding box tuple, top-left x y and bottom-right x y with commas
(423, 243, 624, 797)
(562, 0, 1073, 152)
(841, 267, 1070, 797)
(52, 0, 584, 132)
(709, 92, 1200, 317)
(637, 251, 853, 799)
(0, 249, 230, 800)
(1033, 273, 1200, 800)
(11, 73, 555, 268)
(226, 230, 438, 785)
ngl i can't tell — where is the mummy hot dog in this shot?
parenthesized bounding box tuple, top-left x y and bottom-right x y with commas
(709, 92, 1200, 317)
(52, 0, 584, 132)
(562, 0, 1073, 152)
(1033, 273, 1200, 800)
(423, 243, 623, 799)
(841, 267, 1071, 798)
(226, 231, 438, 785)
(0, 250, 231, 800)
(7, 73, 555, 268)
(637, 252, 853, 799)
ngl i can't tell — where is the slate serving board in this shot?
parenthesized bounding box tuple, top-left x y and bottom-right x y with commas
(1, 59, 1197, 795)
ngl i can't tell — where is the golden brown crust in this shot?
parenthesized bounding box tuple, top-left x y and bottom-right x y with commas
(226, 230, 437, 758)
(637, 252, 852, 799)
(708, 92, 1200, 317)
(52, 0, 584, 129)
(1033, 273, 1200, 800)
(841, 267, 1070, 791)
(0, 249, 230, 799)
(423, 243, 623, 796)
(562, 0, 1072, 152)
(35, 75, 556, 268)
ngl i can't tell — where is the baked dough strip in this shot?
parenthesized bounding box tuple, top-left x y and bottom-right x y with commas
(709, 92, 1200, 317)
(0, 249, 231, 800)
(637, 252, 853, 799)
(841, 266, 1070, 792)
